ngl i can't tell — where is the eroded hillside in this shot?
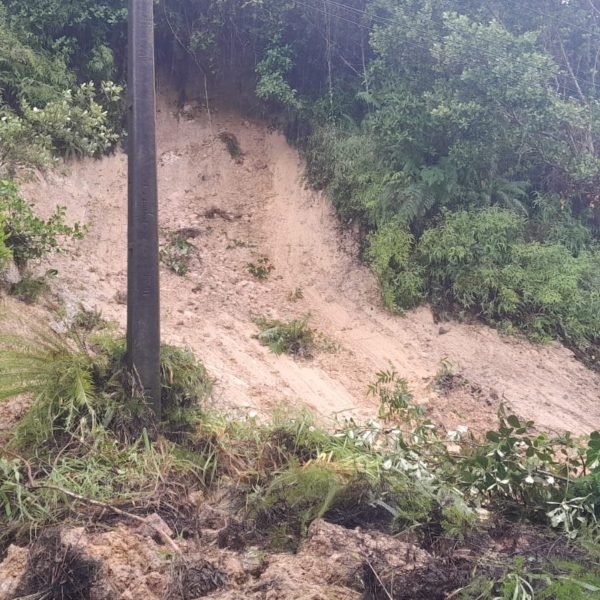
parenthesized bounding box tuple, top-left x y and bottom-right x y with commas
(9, 93, 599, 436)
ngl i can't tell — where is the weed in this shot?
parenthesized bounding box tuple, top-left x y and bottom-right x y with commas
(288, 287, 304, 302)
(71, 304, 106, 332)
(161, 234, 194, 276)
(254, 316, 316, 358)
(226, 238, 256, 250)
(368, 369, 423, 422)
(246, 257, 274, 280)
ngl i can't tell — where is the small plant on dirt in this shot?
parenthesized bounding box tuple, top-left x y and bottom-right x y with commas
(246, 257, 274, 280)
(434, 358, 459, 393)
(160, 233, 194, 276)
(368, 368, 423, 422)
(254, 316, 316, 358)
(218, 132, 242, 159)
(226, 238, 256, 250)
(288, 287, 304, 302)
(71, 304, 107, 332)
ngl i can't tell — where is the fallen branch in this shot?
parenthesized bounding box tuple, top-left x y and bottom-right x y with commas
(10, 451, 182, 555)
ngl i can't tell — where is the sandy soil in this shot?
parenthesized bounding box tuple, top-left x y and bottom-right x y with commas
(14, 94, 600, 435)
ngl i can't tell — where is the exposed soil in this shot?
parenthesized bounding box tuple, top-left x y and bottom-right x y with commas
(2, 91, 600, 599)
(9, 92, 597, 436)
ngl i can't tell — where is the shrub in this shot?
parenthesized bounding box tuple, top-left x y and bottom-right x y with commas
(418, 207, 525, 314)
(369, 207, 600, 358)
(0, 329, 213, 446)
(0, 179, 86, 270)
(22, 81, 123, 158)
(368, 223, 425, 311)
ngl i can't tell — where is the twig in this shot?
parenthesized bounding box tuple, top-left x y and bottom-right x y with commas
(10, 452, 182, 555)
(364, 557, 393, 600)
(32, 481, 182, 555)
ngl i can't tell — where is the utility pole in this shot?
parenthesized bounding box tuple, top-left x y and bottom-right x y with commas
(127, 0, 161, 417)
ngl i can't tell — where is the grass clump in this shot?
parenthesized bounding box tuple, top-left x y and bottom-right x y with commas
(254, 316, 316, 358)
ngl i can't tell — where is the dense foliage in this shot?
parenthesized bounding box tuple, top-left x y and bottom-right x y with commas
(147, 0, 600, 360)
(3, 0, 600, 356)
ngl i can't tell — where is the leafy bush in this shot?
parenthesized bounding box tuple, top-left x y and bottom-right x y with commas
(0, 179, 86, 270)
(418, 208, 600, 349)
(256, 46, 302, 111)
(368, 223, 425, 311)
(21, 81, 123, 158)
(369, 208, 600, 359)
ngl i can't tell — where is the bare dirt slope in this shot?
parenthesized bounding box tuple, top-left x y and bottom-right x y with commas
(18, 95, 600, 435)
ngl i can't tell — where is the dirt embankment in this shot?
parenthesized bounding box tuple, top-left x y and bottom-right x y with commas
(10, 93, 600, 436)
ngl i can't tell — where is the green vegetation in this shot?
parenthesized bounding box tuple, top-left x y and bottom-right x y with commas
(218, 132, 242, 159)
(1, 324, 600, 594)
(254, 316, 316, 358)
(149, 0, 600, 364)
(4, 0, 600, 360)
(246, 257, 274, 280)
(0, 180, 85, 271)
(367, 368, 423, 422)
(160, 233, 194, 276)
(8, 272, 53, 304)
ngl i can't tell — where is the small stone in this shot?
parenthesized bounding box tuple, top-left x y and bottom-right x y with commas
(0, 260, 21, 287)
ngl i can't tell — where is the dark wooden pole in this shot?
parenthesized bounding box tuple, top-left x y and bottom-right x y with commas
(127, 0, 161, 416)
